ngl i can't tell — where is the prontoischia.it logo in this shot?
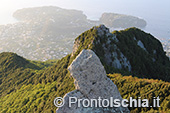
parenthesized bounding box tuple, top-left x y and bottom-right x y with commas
(54, 96, 160, 108)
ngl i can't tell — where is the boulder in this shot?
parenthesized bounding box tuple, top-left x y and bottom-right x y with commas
(56, 49, 130, 113)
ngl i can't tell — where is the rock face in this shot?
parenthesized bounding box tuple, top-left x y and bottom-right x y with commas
(72, 25, 132, 72)
(56, 49, 130, 113)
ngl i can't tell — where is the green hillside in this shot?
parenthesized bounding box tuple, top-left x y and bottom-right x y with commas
(0, 52, 58, 97)
(0, 25, 170, 113)
(0, 53, 75, 113)
(1, 73, 169, 113)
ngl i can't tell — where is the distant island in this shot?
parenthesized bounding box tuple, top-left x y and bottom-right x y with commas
(13, 7, 147, 29)
(0, 6, 147, 60)
(100, 13, 147, 28)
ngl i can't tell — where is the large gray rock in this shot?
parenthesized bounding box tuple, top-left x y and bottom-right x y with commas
(56, 49, 130, 113)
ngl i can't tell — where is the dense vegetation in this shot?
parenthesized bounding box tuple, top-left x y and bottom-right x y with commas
(0, 26, 170, 112)
(0, 52, 75, 113)
(1, 71, 170, 113)
(113, 28, 170, 80)
(110, 74, 170, 113)
(0, 52, 59, 97)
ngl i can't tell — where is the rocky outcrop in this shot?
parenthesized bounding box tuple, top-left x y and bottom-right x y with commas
(56, 49, 130, 113)
(71, 25, 170, 81)
(163, 40, 170, 59)
(72, 25, 132, 72)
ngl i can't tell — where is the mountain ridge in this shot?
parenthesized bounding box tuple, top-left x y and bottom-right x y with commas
(71, 25, 170, 81)
(0, 25, 170, 113)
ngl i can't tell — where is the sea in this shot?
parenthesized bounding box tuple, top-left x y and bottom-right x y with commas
(0, 0, 169, 42)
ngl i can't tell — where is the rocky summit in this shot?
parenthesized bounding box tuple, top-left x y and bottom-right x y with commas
(71, 25, 170, 81)
(56, 49, 130, 113)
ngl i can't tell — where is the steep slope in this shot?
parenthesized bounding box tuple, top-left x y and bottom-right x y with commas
(72, 25, 170, 81)
(113, 28, 170, 80)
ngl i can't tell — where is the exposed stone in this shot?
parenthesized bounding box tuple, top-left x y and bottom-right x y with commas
(56, 49, 130, 113)
(72, 39, 80, 56)
(71, 25, 131, 72)
(111, 51, 131, 71)
(137, 40, 147, 51)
